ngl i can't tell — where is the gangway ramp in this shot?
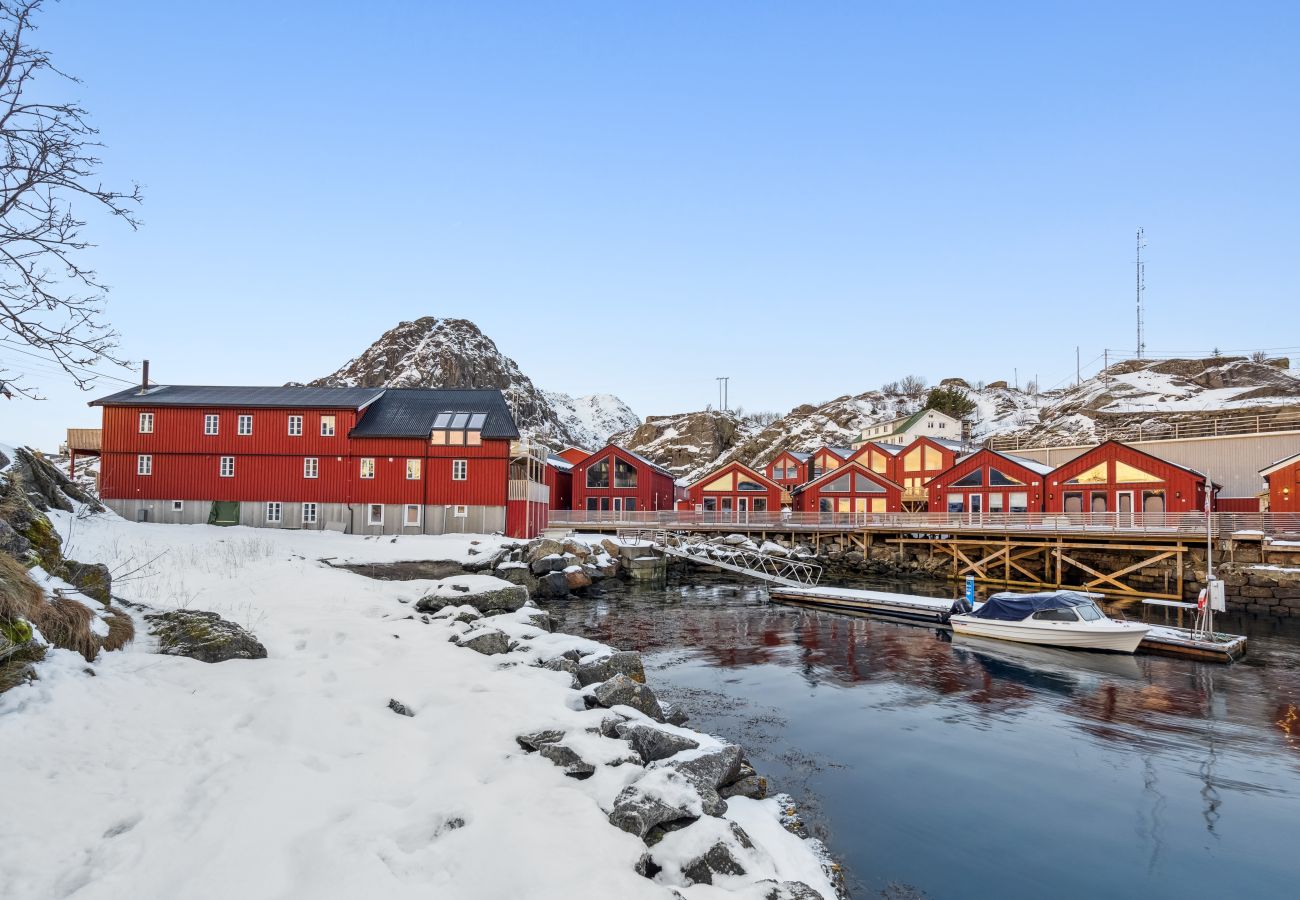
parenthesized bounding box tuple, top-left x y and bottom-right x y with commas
(652, 530, 822, 588)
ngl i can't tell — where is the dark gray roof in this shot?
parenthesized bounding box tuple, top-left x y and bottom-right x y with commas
(349, 389, 519, 440)
(90, 384, 385, 409)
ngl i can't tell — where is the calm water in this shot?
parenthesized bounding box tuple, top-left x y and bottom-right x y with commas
(549, 576, 1300, 899)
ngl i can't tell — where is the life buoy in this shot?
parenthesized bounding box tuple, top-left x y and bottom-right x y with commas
(1197, 588, 1208, 610)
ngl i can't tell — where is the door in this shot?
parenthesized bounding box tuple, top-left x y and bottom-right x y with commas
(969, 493, 982, 523)
(737, 496, 748, 523)
(209, 501, 239, 526)
(1116, 491, 1134, 528)
(611, 497, 623, 518)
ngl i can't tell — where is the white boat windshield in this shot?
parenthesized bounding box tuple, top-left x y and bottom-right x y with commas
(1031, 608, 1079, 622)
(1076, 603, 1103, 621)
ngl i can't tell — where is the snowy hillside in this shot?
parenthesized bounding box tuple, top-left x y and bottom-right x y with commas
(545, 391, 640, 451)
(308, 318, 640, 449)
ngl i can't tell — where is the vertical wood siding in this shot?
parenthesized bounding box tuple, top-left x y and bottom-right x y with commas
(570, 445, 677, 511)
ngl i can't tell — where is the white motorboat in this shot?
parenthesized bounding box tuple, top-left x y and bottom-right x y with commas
(949, 590, 1150, 654)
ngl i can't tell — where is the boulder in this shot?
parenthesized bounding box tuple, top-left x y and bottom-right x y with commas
(538, 742, 597, 779)
(454, 608, 482, 625)
(562, 539, 591, 558)
(515, 729, 565, 751)
(459, 629, 512, 656)
(662, 704, 689, 726)
(529, 554, 567, 576)
(577, 651, 647, 686)
(592, 674, 665, 721)
(415, 583, 529, 614)
(145, 610, 267, 664)
(680, 821, 754, 885)
(521, 609, 554, 632)
(527, 538, 565, 561)
(723, 534, 748, 546)
(719, 775, 768, 800)
(462, 548, 508, 573)
(608, 770, 704, 838)
(616, 722, 700, 763)
(535, 572, 571, 600)
(564, 567, 593, 590)
(759, 882, 825, 900)
(659, 745, 743, 815)
(601, 538, 622, 558)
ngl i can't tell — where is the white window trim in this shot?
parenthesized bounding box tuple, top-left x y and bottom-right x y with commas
(237, 414, 253, 436)
(137, 454, 152, 476)
(171, 500, 184, 511)
(204, 414, 220, 436)
(139, 412, 154, 433)
(302, 502, 318, 524)
(452, 459, 468, 481)
(367, 504, 384, 526)
(360, 458, 375, 479)
(406, 459, 421, 480)
(320, 416, 336, 437)
(288, 415, 303, 436)
(219, 456, 235, 478)
(304, 457, 319, 479)
(452, 504, 468, 518)
(404, 504, 421, 527)
(266, 501, 282, 523)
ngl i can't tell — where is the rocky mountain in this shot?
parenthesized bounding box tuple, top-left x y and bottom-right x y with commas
(307, 318, 639, 449)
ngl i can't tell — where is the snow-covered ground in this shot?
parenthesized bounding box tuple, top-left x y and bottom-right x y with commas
(1, 512, 834, 899)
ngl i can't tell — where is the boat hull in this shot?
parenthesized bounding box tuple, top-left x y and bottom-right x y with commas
(949, 616, 1150, 653)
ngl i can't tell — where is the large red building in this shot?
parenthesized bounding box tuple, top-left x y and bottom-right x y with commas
(925, 448, 1051, 516)
(91, 385, 548, 537)
(792, 461, 902, 516)
(893, 437, 960, 510)
(685, 461, 785, 517)
(765, 450, 811, 490)
(569, 444, 677, 513)
(1043, 440, 1216, 518)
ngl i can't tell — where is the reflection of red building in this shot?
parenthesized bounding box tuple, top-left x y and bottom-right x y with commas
(765, 450, 811, 489)
(569, 444, 676, 512)
(792, 460, 902, 514)
(1262, 451, 1300, 513)
(925, 448, 1051, 515)
(1044, 440, 1216, 517)
(686, 461, 786, 514)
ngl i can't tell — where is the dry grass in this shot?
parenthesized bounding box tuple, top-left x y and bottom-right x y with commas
(0, 552, 43, 623)
(1, 552, 134, 662)
(101, 608, 136, 652)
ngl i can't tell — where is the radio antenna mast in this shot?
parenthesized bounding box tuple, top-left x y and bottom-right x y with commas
(1136, 227, 1146, 359)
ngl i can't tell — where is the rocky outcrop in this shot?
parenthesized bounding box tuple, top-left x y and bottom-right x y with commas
(145, 610, 268, 663)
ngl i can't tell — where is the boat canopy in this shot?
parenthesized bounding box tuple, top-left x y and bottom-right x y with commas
(970, 591, 1099, 622)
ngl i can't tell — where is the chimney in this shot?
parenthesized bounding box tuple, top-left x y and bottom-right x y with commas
(140, 359, 150, 394)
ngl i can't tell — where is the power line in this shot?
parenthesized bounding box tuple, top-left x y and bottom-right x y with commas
(0, 339, 137, 386)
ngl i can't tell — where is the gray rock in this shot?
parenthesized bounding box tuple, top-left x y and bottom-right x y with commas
(522, 609, 553, 632)
(462, 548, 507, 572)
(680, 821, 754, 885)
(415, 583, 529, 614)
(516, 729, 565, 751)
(538, 741, 596, 779)
(759, 881, 826, 900)
(592, 674, 665, 721)
(616, 722, 700, 763)
(663, 704, 689, 726)
(542, 656, 578, 676)
(454, 609, 483, 625)
(719, 775, 768, 800)
(608, 773, 702, 838)
(564, 567, 593, 590)
(459, 629, 512, 656)
(144, 610, 267, 664)
(664, 745, 744, 792)
(388, 698, 415, 717)
(577, 650, 647, 686)
(598, 715, 626, 738)
(535, 571, 571, 599)
(526, 538, 564, 562)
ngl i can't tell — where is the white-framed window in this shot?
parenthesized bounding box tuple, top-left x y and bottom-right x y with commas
(137, 454, 152, 475)
(405, 459, 421, 480)
(320, 415, 336, 437)
(404, 504, 421, 526)
(288, 415, 303, 436)
(238, 414, 253, 436)
(304, 457, 319, 478)
(266, 502, 282, 523)
(219, 456, 235, 478)
(453, 504, 468, 518)
(367, 503, 384, 525)
(359, 458, 375, 479)
(138, 412, 154, 433)
(204, 414, 220, 435)
(302, 502, 317, 524)
(171, 500, 183, 512)
(452, 459, 467, 481)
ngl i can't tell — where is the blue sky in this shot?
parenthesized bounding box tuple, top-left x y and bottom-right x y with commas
(4, 1, 1298, 448)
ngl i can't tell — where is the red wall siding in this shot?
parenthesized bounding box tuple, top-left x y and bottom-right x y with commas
(1044, 441, 1209, 513)
(507, 500, 549, 538)
(570, 445, 676, 511)
(765, 452, 810, 488)
(687, 462, 785, 510)
(925, 449, 1048, 512)
(794, 463, 902, 513)
(545, 466, 573, 510)
(104, 406, 359, 456)
(1218, 497, 1261, 513)
(1266, 459, 1300, 512)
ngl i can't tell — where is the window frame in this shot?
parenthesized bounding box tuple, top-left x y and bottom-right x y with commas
(367, 503, 384, 526)
(137, 454, 152, 476)
(303, 457, 319, 479)
(138, 412, 154, 433)
(237, 414, 253, 436)
(320, 415, 336, 437)
(204, 414, 220, 435)
(405, 459, 421, 480)
(171, 500, 184, 512)
(452, 504, 468, 518)
(266, 501, 282, 523)
(219, 456, 235, 478)
(288, 415, 303, 436)
(359, 457, 375, 479)
(302, 502, 318, 524)
(404, 504, 421, 527)
(452, 459, 467, 481)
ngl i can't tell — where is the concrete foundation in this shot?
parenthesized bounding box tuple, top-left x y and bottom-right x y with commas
(103, 499, 506, 536)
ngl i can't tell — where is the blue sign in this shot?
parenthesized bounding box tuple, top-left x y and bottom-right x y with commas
(965, 576, 976, 606)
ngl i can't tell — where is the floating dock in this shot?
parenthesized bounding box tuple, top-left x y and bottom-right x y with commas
(768, 585, 1248, 663)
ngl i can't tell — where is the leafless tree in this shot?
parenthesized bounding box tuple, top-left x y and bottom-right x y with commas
(899, 374, 927, 400)
(1251, 350, 1268, 364)
(0, 0, 141, 398)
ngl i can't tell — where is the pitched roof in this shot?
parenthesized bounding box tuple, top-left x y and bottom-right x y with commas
(994, 450, 1054, 476)
(793, 459, 901, 493)
(349, 389, 519, 439)
(90, 384, 384, 409)
(581, 444, 676, 478)
(689, 460, 784, 492)
(1260, 450, 1300, 478)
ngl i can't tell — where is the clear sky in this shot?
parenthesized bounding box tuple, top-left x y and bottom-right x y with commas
(4, 0, 1298, 450)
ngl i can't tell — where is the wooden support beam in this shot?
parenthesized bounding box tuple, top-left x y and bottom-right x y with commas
(1054, 548, 1176, 595)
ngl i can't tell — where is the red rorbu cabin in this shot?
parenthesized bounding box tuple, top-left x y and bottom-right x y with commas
(1260, 451, 1300, 514)
(545, 455, 574, 510)
(894, 437, 960, 511)
(1044, 440, 1216, 519)
(686, 462, 786, 518)
(570, 444, 677, 513)
(925, 449, 1051, 517)
(792, 461, 902, 518)
(808, 446, 856, 480)
(765, 450, 811, 490)
(847, 441, 900, 483)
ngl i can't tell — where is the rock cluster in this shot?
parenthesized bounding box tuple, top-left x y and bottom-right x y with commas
(145, 610, 268, 664)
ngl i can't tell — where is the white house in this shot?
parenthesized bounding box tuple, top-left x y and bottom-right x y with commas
(854, 408, 962, 447)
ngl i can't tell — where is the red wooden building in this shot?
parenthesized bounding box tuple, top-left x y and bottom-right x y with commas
(1043, 440, 1216, 518)
(792, 461, 902, 516)
(765, 450, 812, 489)
(569, 444, 677, 513)
(555, 446, 591, 466)
(925, 448, 1051, 516)
(545, 455, 574, 510)
(846, 441, 901, 482)
(893, 437, 960, 510)
(685, 461, 786, 516)
(1261, 451, 1300, 513)
(809, 446, 856, 480)
(91, 384, 548, 537)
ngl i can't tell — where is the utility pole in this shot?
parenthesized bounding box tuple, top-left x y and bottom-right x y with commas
(1014, 367, 1018, 391)
(1136, 227, 1146, 359)
(1076, 346, 1081, 386)
(716, 376, 730, 412)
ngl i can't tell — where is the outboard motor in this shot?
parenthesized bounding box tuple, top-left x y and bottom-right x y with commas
(943, 597, 974, 624)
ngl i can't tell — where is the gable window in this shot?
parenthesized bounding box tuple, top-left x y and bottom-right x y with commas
(824, 473, 852, 492)
(302, 502, 318, 524)
(266, 502, 282, 523)
(288, 415, 303, 436)
(924, 446, 944, 470)
(1115, 461, 1161, 484)
(1066, 463, 1108, 485)
(703, 472, 734, 492)
(406, 459, 421, 480)
(587, 456, 610, 489)
(737, 479, 766, 491)
(204, 414, 219, 435)
(137, 454, 152, 475)
(903, 449, 921, 473)
(237, 415, 253, 436)
(359, 458, 375, 479)
(953, 469, 984, 488)
(367, 504, 384, 525)
(219, 456, 235, 478)
(772, 463, 787, 479)
(614, 457, 638, 489)
(320, 415, 336, 437)
(404, 504, 421, 527)
(304, 457, 319, 478)
(988, 467, 1024, 487)
(452, 459, 468, 481)
(853, 473, 882, 493)
(138, 412, 154, 433)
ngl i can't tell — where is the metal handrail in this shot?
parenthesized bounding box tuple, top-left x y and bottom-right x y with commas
(989, 409, 1300, 450)
(656, 529, 823, 587)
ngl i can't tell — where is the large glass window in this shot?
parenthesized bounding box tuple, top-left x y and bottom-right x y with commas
(737, 479, 765, 491)
(947, 493, 965, 513)
(1142, 490, 1167, 514)
(625, 498, 638, 511)
(953, 469, 983, 488)
(703, 472, 734, 492)
(1063, 491, 1084, 513)
(824, 473, 852, 492)
(753, 498, 768, 512)
(1091, 493, 1108, 513)
(703, 497, 717, 511)
(586, 497, 599, 511)
(988, 467, 1024, 486)
(587, 457, 610, 489)
(924, 446, 944, 470)
(1115, 461, 1161, 483)
(903, 450, 922, 473)
(853, 473, 881, 492)
(818, 498, 833, 513)
(614, 457, 638, 488)
(1066, 462, 1108, 484)
(1009, 492, 1029, 513)
(989, 493, 1005, 513)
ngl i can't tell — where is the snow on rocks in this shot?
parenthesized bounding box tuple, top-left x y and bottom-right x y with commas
(144, 609, 268, 664)
(414, 575, 529, 613)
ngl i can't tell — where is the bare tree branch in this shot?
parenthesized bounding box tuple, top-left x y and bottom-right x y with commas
(0, 0, 141, 399)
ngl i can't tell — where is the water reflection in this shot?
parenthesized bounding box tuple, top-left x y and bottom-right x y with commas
(551, 575, 1300, 899)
